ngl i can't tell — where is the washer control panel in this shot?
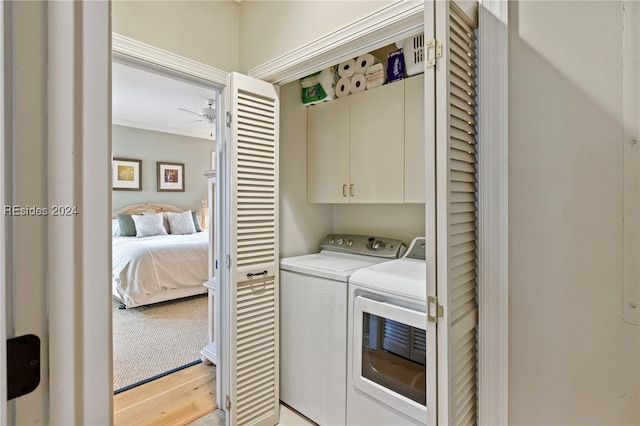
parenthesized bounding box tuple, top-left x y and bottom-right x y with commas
(320, 234, 406, 259)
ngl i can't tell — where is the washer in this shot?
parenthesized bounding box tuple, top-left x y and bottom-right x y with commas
(347, 237, 427, 426)
(280, 234, 406, 426)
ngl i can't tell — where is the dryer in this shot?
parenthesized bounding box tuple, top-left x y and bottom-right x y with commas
(280, 234, 406, 426)
(347, 237, 428, 426)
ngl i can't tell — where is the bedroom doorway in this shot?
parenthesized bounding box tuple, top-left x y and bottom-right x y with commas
(110, 51, 223, 410)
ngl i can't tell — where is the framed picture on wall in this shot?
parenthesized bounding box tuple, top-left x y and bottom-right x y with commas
(112, 158, 142, 191)
(157, 161, 185, 192)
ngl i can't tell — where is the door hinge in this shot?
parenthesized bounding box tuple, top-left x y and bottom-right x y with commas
(7, 334, 41, 400)
(226, 254, 232, 269)
(425, 39, 443, 69)
(226, 111, 232, 128)
(427, 296, 444, 323)
(226, 395, 232, 410)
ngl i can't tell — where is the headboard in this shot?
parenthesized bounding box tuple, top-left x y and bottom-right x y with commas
(112, 203, 184, 219)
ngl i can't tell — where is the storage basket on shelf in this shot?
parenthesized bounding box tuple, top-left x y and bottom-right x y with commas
(403, 33, 425, 76)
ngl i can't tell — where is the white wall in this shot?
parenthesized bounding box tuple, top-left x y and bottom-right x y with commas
(112, 125, 213, 211)
(279, 81, 333, 257)
(112, 0, 396, 74)
(509, 1, 639, 424)
(238, 0, 395, 73)
(333, 204, 424, 248)
(112, 0, 240, 72)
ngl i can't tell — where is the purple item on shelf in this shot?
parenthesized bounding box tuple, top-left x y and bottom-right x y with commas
(387, 50, 405, 82)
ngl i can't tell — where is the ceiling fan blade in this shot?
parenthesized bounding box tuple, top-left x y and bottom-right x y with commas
(177, 107, 202, 117)
(168, 119, 203, 127)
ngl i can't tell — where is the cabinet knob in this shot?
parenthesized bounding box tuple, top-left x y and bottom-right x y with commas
(350, 184, 354, 197)
(343, 184, 347, 197)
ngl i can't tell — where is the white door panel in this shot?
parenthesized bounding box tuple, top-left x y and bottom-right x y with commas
(225, 72, 280, 426)
(426, 1, 479, 425)
(4, 2, 112, 424)
(4, 2, 50, 423)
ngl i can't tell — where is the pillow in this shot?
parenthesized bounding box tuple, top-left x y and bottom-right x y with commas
(167, 210, 197, 235)
(112, 218, 120, 236)
(132, 213, 168, 238)
(143, 211, 170, 234)
(117, 214, 136, 237)
(191, 211, 203, 232)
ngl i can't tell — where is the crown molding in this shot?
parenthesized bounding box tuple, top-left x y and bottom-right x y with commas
(112, 118, 215, 141)
(248, 1, 424, 85)
(112, 33, 227, 87)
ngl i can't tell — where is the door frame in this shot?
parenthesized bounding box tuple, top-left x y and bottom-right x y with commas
(112, 31, 229, 410)
(248, 1, 509, 424)
(112, 34, 228, 87)
(0, 0, 7, 422)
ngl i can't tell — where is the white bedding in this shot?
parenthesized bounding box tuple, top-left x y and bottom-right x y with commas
(112, 231, 208, 308)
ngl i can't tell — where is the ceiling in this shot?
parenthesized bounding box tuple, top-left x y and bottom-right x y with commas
(112, 62, 217, 140)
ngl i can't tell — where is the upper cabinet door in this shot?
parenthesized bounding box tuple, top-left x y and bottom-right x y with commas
(404, 75, 426, 204)
(349, 80, 405, 203)
(307, 96, 350, 203)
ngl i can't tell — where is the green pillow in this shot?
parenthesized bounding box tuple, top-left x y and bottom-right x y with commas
(117, 214, 137, 236)
(191, 211, 203, 232)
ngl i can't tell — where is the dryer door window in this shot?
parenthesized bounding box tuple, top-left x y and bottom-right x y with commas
(353, 296, 427, 422)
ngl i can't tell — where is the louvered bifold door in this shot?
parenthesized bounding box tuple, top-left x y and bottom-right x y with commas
(228, 72, 280, 426)
(428, 1, 479, 425)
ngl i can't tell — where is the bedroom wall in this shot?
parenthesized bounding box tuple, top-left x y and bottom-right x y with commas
(112, 125, 213, 212)
(112, 0, 240, 72)
(238, 0, 396, 73)
(509, 1, 639, 424)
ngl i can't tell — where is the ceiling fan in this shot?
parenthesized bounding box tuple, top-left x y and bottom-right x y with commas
(173, 98, 216, 137)
(177, 98, 216, 124)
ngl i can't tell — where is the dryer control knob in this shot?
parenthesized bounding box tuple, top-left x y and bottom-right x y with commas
(337, 238, 344, 245)
(371, 240, 381, 250)
(346, 239, 354, 246)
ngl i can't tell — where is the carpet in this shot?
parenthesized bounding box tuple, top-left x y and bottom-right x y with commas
(112, 294, 208, 392)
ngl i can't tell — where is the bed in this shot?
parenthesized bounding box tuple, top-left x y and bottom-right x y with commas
(112, 203, 209, 308)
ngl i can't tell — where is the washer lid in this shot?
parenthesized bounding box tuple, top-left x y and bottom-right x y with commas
(349, 258, 427, 301)
(280, 251, 391, 282)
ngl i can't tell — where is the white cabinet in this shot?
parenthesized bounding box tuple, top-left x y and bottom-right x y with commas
(307, 78, 423, 204)
(350, 80, 405, 203)
(404, 75, 426, 203)
(307, 96, 350, 203)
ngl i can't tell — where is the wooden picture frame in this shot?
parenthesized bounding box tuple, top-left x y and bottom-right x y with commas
(112, 158, 142, 191)
(157, 161, 185, 192)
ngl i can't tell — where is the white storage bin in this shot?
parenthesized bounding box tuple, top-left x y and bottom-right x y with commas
(403, 33, 425, 76)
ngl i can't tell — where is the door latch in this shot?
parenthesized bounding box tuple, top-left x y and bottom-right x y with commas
(7, 334, 41, 400)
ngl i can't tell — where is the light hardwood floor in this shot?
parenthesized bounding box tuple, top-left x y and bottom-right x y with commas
(113, 363, 217, 426)
(113, 363, 315, 426)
